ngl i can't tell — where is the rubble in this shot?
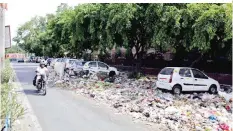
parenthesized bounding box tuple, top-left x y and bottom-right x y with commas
(49, 70, 233, 131)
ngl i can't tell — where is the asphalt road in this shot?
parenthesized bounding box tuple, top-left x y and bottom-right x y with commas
(12, 62, 157, 131)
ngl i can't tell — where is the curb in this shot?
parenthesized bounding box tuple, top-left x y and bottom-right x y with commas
(10, 63, 43, 131)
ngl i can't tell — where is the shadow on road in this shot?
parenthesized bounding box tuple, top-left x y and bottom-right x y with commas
(20, 89, 41, 96)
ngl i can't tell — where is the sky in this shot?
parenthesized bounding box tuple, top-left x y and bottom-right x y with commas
(4, 0, 80, 45)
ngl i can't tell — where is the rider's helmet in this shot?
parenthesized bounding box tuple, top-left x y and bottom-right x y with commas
(40, 60, 47, 67)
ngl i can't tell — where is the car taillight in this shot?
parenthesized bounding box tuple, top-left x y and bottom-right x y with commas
(169, 72, 173, 83)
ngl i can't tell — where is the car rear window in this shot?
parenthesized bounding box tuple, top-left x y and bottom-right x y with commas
(159, 68, 174, 75)
(69, 60, 76, 64)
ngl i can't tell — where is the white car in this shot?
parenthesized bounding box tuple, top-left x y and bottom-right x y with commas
(54, 58, 79, 78)
(70, 61, 86, 75)
(83, 61, 119, 77)
(156, 67, 220, 94)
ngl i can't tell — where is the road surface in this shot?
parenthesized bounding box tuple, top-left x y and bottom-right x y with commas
(12, 63, 158, 131)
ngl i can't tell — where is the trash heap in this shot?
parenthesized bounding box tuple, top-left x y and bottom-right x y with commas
(51, 71, 232, 131)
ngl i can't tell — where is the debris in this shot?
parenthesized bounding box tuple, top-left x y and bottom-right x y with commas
(219, 123, 230, 131)
(113, 102, 122, 108)
(143, 112, 150, 117)
(49, 69, 232, 131)
(90, 93, 95, 98)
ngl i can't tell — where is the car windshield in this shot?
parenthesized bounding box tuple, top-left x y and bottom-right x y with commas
(75, 61, 84, 66)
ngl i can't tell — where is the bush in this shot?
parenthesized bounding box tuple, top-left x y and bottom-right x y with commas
(1, 59, 13, 83)
(1, 83, 24, 127)
(1, 60, 24, 128)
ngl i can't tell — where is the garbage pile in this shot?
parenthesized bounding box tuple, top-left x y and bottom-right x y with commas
(51, 71, 232, 131)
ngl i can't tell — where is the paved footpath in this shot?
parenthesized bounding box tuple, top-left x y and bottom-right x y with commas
(11, 63, 161, 131)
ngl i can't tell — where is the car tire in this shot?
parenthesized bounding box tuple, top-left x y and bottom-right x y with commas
(109, 71, 116, 77)
(172, 85, 182, 95)
(209, 85, 217, 94)
(226, 88, 232, 93)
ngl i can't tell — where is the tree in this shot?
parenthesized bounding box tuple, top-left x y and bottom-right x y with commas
(185, 4, 232, 66)
(5, 45, 25, 53)
(13, 16, 47, 56)
(13, 3, 232, 67)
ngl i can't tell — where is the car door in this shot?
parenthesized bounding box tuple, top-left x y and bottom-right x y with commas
(191, 69, 210, 91)
(88, 62, 98, 73)
(97, 62, 109, 74)
(178, 68, 194, 91)
(73, 61, 82, 72)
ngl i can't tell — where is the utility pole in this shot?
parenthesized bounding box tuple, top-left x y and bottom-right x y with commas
(0, 3, 6, 69)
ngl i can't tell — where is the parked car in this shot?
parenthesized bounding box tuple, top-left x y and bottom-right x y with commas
(10, 58, 17, 62)
(54, 58, 80, 78)
(36, 57, 42, 63)
(70, 61, 86, 76)
(46, 58, 53, 66)
(17, 58, 25, 63)
(156, 67, 220, 94)
(29, 57, 36, 63)
(83, 61, 119, 77)
(24, 58, 30, 63)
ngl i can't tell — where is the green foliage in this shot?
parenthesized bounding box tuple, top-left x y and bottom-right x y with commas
(13, 3, 232, 60)
(1, 59, 13, 83)
(115, 48, 122, 58)
(1, 59, 24, 128)
(6, 45, 25, 54)
(1, 83, 24, 127)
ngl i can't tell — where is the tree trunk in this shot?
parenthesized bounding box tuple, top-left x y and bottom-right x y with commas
(190, 54, 203, 67)
(135, 45, 144, 74)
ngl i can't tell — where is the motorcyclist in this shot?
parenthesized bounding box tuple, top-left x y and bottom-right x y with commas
(33, 60, 49, 87)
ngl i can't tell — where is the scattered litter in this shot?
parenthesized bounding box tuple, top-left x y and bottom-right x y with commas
(49, 70, 232, 131)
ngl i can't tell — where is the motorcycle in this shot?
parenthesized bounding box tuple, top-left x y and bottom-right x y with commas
(35, 71, 46, 95)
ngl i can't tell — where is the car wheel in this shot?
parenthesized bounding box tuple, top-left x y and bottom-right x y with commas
(226, 88, 232, 93)
(109, 71, 116, 77)
(172, 85, 182, 95)
(209, 85, 217, 94)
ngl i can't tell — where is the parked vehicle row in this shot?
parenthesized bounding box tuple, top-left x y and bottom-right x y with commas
(48, 57, 222, 95)
(51, 58, 119, 79)
(17, 58, 25, 63)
